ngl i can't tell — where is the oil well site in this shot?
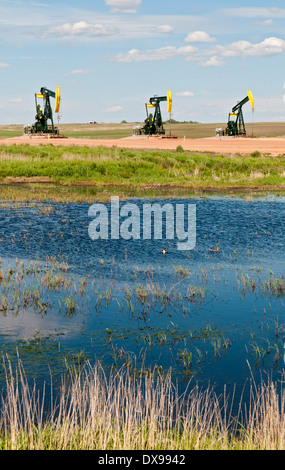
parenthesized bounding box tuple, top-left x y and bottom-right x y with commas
(1, 85, 285, 157)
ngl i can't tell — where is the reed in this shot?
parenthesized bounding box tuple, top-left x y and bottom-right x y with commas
(1, 357, 285, 450)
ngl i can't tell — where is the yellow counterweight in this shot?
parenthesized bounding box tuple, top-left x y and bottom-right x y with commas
(55, 86, 61, 113)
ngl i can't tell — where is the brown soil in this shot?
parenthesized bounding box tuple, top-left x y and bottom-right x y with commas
(0, 134, 285, 156)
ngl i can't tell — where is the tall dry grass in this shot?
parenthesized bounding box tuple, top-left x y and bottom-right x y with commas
(1, 357, 285, 450)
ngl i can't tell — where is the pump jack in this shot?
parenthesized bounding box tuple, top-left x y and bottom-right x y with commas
(224, 90, 254, 136)
(24, 86, 61, 135)
(138, 90, 172, 135)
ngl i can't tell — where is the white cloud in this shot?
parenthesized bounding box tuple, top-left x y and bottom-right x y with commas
(105, 105, 123, 112)
(217, 37, 285, 58)
(111, 35, 285, 68)
(194, 36, 285, 66)
(43, 21, 118, 38)
(0, 62, 11, 68)
(201, 56, 225, 67)
(105, 0, 141, 13)
(113, 45, 197, 62)
(175, 91, 195, 97)
(157, 25, 173, 34)
(185, 31, 216, 43)
(177, 46, 197, 54)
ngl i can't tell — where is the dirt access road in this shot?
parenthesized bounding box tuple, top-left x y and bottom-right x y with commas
(1, 135, 285, 156)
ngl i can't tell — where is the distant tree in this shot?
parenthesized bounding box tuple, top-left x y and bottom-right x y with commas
(165, 119, 200, 124)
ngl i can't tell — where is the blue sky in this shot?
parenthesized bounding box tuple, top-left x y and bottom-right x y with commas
(0, 0, 285, 125)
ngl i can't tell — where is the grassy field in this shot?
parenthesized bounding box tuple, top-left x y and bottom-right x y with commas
(166, 121, 285, 139)
(0, 125, 23, 139)
(1, 121, 285, 140)
(0, 143, 284, 197)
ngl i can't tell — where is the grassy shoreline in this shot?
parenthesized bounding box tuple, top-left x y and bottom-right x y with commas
(0, 144, 284, 201)
(0, 184, 284, 204)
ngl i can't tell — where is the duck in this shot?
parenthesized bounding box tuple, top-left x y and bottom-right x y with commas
(209, 245, 220, 253)
(161, 247, 167, 255)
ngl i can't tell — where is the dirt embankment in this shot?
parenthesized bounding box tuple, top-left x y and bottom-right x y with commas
(0, 134, 285, 156)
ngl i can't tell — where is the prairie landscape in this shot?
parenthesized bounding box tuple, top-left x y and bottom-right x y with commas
(2, 0, 285, 452)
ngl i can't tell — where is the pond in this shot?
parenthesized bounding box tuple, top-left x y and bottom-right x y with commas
(0, 194, 284, 410)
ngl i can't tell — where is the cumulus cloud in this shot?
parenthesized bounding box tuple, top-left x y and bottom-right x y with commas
(111, 35, 285, 68)
(217, 36, 285, 57)
(157, 25, 173, 34)
(185, 31, 216, 43)
(112, 45, 197, 62)
(195, 37, 285, 67)
(43, 21, 118, 38)
(105, 0, 141, 13)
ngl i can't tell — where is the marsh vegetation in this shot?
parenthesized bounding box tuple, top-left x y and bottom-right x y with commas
(0, 185, 284, 449)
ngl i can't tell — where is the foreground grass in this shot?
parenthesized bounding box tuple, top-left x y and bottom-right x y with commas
(0, 144, 284, 193)
(1, 359, 285, 450)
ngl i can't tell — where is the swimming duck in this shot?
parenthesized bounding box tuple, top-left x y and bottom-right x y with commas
(209, 245, 220, 253)
(161, 247, 167, 255)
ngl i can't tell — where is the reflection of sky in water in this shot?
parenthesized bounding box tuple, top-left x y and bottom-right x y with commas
(0, 195, 284, 401)
(0, 306, 82, 341)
